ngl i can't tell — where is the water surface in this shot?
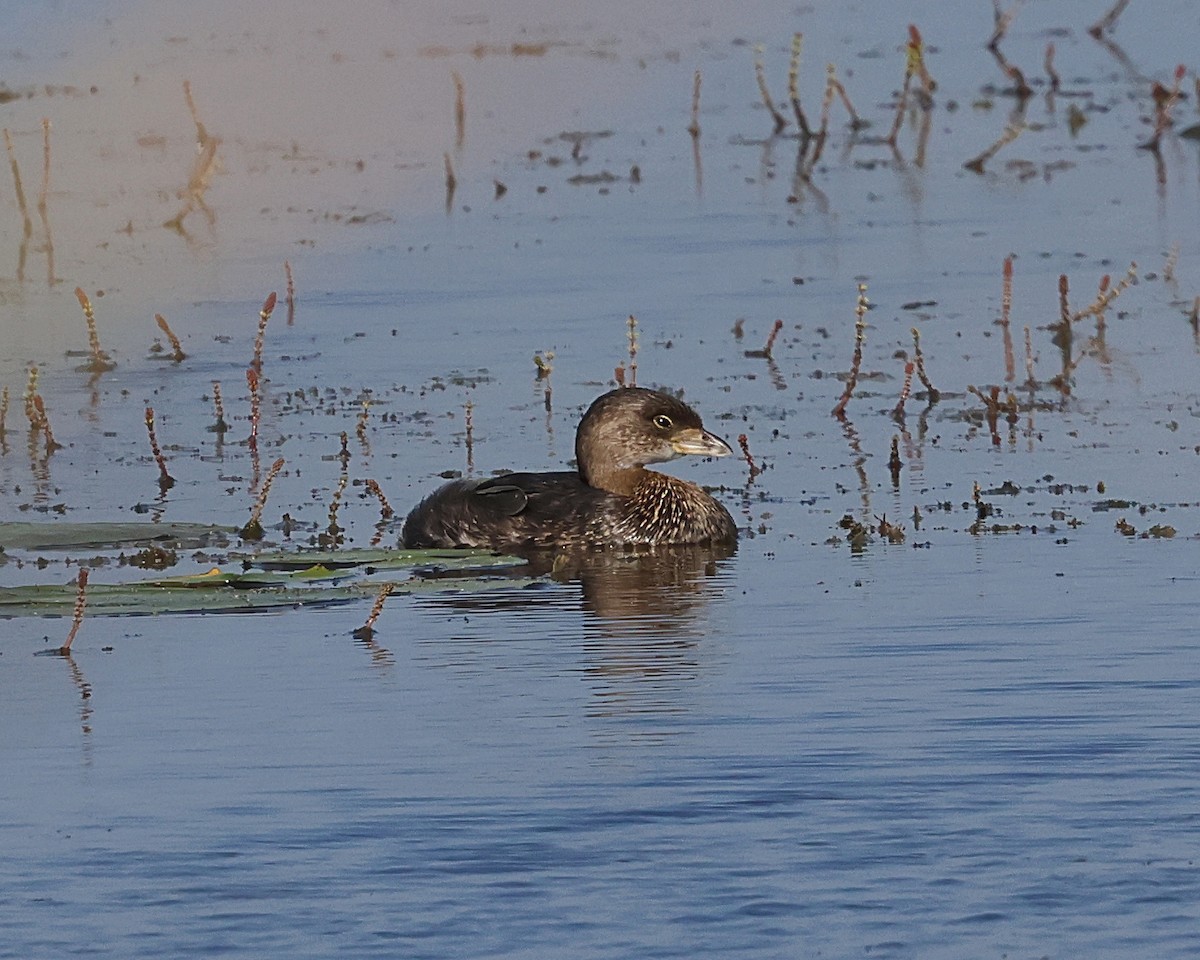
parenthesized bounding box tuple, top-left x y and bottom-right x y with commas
(2, 1, 1200, 956)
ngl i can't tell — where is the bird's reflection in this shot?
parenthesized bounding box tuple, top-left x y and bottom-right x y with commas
(411, 544, 736, 725)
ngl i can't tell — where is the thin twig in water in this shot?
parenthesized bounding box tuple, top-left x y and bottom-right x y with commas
(284, 260, 296, 325)
(32, 396, 62, 454)
(1071, 262, 1137, 321)
(754, 45, 788, 134)
(39, 117, 55, 285)
(911, 327, 939, 400)
(688, 70, 702, 139)
(745, 319, 783, 359)
(1088, 0, 1131, 38)
(964, 120, 1024, 173)
(251, 291, 277, 371)
(165, 81, 220, 232)
(1141, 65, 1187, 151)
(888, 436, 903, 485)
(893, 361, 915, 420)
(452, 71, 466, 151)
(443, 153, 457, 213)
(787, 34, 813, 138)
(832, 284, 869, 418)
(999, 256, 1015, 381)
(155, 314, 186, 362)
(364, 479, 395, 519)
(3, 128, 32, 241)
(1044, 42, 1061, 93)
(988, 0, 1024, 50)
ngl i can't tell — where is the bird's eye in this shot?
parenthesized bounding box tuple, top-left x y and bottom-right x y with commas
(653, 414, 673, 430)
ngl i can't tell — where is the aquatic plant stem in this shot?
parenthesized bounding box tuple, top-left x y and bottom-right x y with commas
(251, 292, 277, 372)
(240, 457, 285, 540)
(1088, 0, 1130, 37)
(74, 287, 114, 371)
(452, 71, 466, 151)
(832, 284, 869, 419)
(353, 583, 394, 640)
(364, 479, 395, 520)
(754, 45, 788, 134)
(284, 260, 296, 325)
(687, 70, 702, 139)
(210, 381, 229, 433)
(626, 315, 639, 387)
(737, 434, 762, 481)
(144, 406, 175, 489)
(60, 568, 89, 653)
(787, 34, 813, 138)
(999, 256, 1015, 382)
(893, 361, 915, 420)
(155, 314, 186, 362)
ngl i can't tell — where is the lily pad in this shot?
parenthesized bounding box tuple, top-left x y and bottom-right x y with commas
(243, 547, 526, 572)
(0, 572, 542, 618)
(0, 521, 230, 552)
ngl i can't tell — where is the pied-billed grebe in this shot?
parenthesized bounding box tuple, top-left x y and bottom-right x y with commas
(402, 386, 738, 550)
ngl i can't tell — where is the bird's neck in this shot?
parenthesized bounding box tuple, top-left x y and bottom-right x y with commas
(580, 461, 647, 497)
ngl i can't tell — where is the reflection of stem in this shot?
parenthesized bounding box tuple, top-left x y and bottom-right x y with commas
(443, 153, 457, 214)
(964, 118, 1024, 173)
(38, 118, 55, 285)
(452, 71, 466, 152)
(1088, 0, 1131, 38)
(64, 651, 94, 739)
(839, 417, 871, 520)
(285, 260, 296, 325)
(689, 70, 703, 196)
(999, 256, 1015, 381)
(164, 81, 220, 233)
(463, 401, 475, 474)
(987, 1, 1025, 51)
(4, 127, 33, 282)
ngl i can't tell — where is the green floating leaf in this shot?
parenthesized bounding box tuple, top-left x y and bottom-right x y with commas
(0, 521, 230, 552)
(0, 573, 543, 618)
(242, 547, 526, 573)
(0, 581, 369, 617)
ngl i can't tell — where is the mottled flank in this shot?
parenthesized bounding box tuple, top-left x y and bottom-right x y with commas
(402, 387, 737, 550)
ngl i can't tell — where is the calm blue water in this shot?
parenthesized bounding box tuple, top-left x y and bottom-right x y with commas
(3, 0, 1200, 956)
(4, 536, 1199, 958)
